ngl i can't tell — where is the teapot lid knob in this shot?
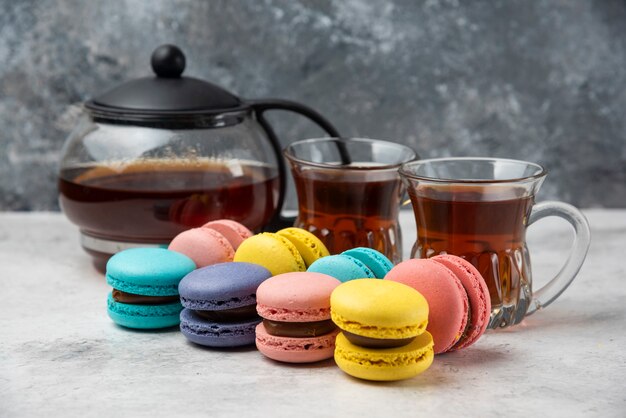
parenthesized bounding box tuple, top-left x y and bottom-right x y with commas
(151, 44, 186, 78)
(86, 43, 243, 117)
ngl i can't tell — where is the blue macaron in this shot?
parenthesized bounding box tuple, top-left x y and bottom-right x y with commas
(307, 248, 393, 282)
(342, 247, 394, 278)
(106, 248, 196, 329)
(307, 254, 375, 282)
(178, 262, 272, 347)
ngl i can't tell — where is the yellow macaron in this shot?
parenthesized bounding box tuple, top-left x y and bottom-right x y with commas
(276, 227, 330, 267)
(330, 279, 433, 381)
(234, 233, 306, 276)
(331, 279, 429, 340)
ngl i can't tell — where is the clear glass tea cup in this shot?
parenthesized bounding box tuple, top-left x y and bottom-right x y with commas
(284, 138, 418, 263)
(399, 157, 591, 328)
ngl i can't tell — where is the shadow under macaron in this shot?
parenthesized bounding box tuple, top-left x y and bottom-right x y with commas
(110, 323, 180, 334)
(334, 347, 507, 388)
(257, 355, 337, 369)
(181, 338, 258, 353)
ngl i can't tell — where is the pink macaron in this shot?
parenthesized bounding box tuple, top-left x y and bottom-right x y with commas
(431, 254, 491, 350)
(385, 255, 491, 354)
(255, 272, 342, 363)
(386, 259, 469, 354)
(202, 220, 252, 250)
(168, 220, 252, 268)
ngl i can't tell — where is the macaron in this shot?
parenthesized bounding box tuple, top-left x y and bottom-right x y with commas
(234, 233, 307, 276)
(276, 227, 330, 267)
(330, 279, 434, 381)
(255, 272, 342, 363)
(178, 262, 272, 347)
(385, 256, 490, 354)
(307, 247, 392, 282)
(307, 255, 375, 282)
(203, 220, 253, 249)
(168, 219, 252, 268)
(341, 247, 394, 278)
(431, 254, 492, 350)
(106, 248, 195, 329)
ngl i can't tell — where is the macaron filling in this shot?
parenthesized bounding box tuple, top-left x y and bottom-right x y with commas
(112, 289, 180, 305)
(262, 319, 337, 338)
(331, 312, 428, 340)
(335, 336, 433, 367)
(342, 330, 416, 349)
(194, 305, 259, 322)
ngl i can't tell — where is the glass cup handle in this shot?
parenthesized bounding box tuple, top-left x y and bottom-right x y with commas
(525, 201, 591, 316)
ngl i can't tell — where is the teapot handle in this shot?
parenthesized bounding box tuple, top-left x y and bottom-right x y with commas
(248, 99, 341, 231)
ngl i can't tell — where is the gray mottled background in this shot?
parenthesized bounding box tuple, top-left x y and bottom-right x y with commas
(1, 0, 625, 210)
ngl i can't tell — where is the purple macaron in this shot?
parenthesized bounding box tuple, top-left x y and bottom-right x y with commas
(178, 262, 272, 347)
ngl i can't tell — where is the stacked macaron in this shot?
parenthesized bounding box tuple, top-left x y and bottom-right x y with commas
(178, 262, 272, 347)
(331, 279, 434, 381)
(385, 255, 491, 354)
(234, 228, 330, 275)
(169, 220, 253, 267)
(307, 247, 393, 282)
(255, 272, 342, 363)
(106, 248, 196, 329)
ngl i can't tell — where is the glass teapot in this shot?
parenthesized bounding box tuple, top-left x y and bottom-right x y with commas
(58, 44, 339, 271)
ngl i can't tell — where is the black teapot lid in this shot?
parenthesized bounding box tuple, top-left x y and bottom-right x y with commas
(85, 45, 245, 120)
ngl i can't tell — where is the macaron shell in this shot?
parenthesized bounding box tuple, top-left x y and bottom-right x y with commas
(106, 248, 196, 296)
(432, 255, 492, 350)
(256, 272, 341, 322)
(342, 248, 394, 279)
(330, 279, 429, 340)
(178, 262, 272, 311)
(169, 228, 234, 268)
(107, 293, 182, 329)
(255, 323, 339, 363)
(385, 259, 469, 354)
(106, 274, 181, 297)
(334, 331, 434, 381)
(276, 227, 330, 267)
(180, 308, 259, 347)
(234, 233, 306, 276)
(203, 220, 252, 250)
(307, 255, 375, 282)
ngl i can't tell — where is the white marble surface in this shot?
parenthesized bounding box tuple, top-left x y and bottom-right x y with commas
(1, 210, 625, 417)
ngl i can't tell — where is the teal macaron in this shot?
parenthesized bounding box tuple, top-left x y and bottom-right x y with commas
(106, 248, 196, 329)
(307, 247, 393, 282)
(342, 247, 394, 279)
(307, 254, 374, 282)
